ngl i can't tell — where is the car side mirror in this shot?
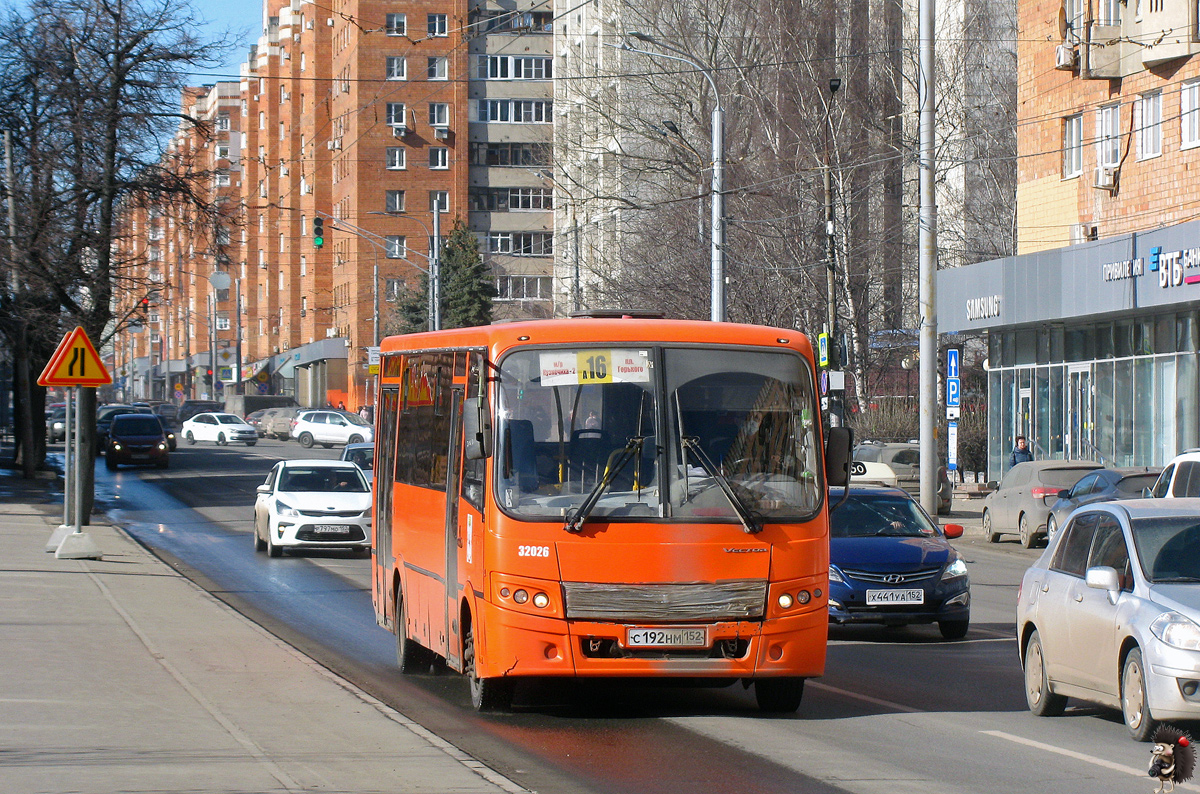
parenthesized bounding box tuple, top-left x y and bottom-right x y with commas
(1085, 565, 1121, 604)
(256, 484, 271, 494)
(824, 426, 853, 488)
(1058, 489, 1071, 499)
(463, 396, 492, 460)
(1142, 486, 1153, 498)
(942, 523, 964, 539)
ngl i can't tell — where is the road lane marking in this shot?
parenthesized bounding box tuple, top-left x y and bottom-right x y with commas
(830, 636, 1014, 646)
(807, 681, 925, 713)
(981, 729, 1200, 791)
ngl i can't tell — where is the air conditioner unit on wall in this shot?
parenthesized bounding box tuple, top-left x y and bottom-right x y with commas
(1070, 223, 1099, 244)
(433, 126, 451, 140)
(1055, 44, 1076, 70)
(392, 125, 408, 138)
(1094, 164, 1119, 191)
(327, 138, 342, 150)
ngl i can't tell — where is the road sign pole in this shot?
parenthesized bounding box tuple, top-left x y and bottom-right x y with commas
(56, 387, 101, 560)
(47, 390, 75, 550)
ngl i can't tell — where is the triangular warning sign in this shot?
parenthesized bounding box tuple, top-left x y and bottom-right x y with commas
(38, 327, 112, 387)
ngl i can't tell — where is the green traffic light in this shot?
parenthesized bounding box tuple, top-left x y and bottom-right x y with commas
(314, 236, 324, 248)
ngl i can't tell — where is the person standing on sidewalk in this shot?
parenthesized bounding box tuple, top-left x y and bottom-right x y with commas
(1009, 435, 1033, 469)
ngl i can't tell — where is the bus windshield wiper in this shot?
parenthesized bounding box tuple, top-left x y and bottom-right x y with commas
(564, 436, 645, 533)
(681, 436, 762, 535)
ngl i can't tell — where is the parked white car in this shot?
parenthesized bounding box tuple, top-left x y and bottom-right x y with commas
(1148, 450, 1200, 498)
(180, 412, 259, 446)
(291, 410, 374, 448)
(253, 459, 372, 557)
(1017, 498, 1200, 740)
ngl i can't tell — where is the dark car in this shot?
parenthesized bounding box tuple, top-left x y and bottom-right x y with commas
(178, 400, 223, 424)
(96, 404, 153, 450)
(105, 413, 169, 470)
(152, 403, 179, 428)
(46, 406, 67, 443)
(828, 487, 970, 639)
(983, 460, 1103, 548)
(1045, 466, 1161, 542)
(245, 408, 272, 437)
(152, 414, 178, 451)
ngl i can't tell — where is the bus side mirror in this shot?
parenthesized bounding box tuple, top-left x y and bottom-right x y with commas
(825, 426, 853, 487)
(463, 397, 492, 460)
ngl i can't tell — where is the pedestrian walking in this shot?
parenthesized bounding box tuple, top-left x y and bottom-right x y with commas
(1009, 435, 1033, 469)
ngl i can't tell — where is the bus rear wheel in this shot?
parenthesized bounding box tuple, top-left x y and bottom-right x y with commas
(465, 624, 511, 712)
(395, 591, 432, 674)
(755, 677, 805, 713)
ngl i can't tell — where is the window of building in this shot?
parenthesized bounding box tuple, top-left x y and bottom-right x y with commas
(217, 113, 230, 131)
(476, 99, 552, 123)
(429, 102, 450, 126)
(427, 57, 448, 80)
(427, 13, 447, 36)
(386, 235, 407, 258)
(216, 144, 229, 159)
(430, 191, 449, 212)
(1096, 0, 1120, 25)
(1063, 114, 1082, 178)
(215, 171, 231, 187)
(386, 56, 407, 80)
(509, 187, 553, 210)
(1097, 103, 1121, 167)
(1139, 91, 1162, 159)
(386, 190, 406, 213)
(386, 13, 406, 35)
(469, 141, 550, 166)
(1183, 81, 1200, 149)
(476, 55, 553, 79)
(385, 278, 402, 302)
(429, 147, 449, 169)
(387, 102, 407, 128)
(495, 275, 553, 301)
(487, 232, 552, 256)
(386, 147, 406, 170)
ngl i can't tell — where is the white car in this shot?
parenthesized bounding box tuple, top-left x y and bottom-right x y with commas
(1017, 498, 1200, 740)
(291, 409, 374, 448)
(1148, 450, 1200, 498)
(180, 412, 259, 446)
(253, 460, 372, 557)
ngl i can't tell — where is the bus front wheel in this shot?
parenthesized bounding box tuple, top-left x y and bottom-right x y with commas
(755, 677, 805, 713)
(465, 624, 512, 712)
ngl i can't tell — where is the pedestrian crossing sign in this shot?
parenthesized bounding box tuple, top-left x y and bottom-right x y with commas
(38, 326, 112, 387)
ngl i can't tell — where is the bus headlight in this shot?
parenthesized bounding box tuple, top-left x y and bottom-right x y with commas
(778, 593, 794, 609)
(532, 592, 549, 609)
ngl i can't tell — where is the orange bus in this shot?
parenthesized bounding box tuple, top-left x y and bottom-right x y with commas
(371, 315, 851, 711)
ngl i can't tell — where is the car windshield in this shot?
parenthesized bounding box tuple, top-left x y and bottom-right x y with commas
(345, 447, 373, 469)
(279, 467, 369, 493)
(493, 346, 822, 522)
(215, 414, 244, 424)
(830, 492, 938, 538)
(1130, 516, 1200, 582)
(111, 416, 163, 435)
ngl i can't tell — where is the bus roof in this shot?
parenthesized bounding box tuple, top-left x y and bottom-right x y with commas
(379, 318, 815, 359)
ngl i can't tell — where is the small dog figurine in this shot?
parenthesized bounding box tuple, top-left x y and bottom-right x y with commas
(1150, 725, 1195, 793)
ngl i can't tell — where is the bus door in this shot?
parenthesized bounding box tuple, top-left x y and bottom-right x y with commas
(374, 386, 401, 628)
(443, 387, 465, 669)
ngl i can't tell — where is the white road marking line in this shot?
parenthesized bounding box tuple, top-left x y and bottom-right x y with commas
(981, 729, 1200, 791)
(807, 681, 925, 713)
(830, 636, 1014, 646)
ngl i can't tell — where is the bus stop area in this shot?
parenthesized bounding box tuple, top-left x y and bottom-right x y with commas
(0, 465, 521, 794)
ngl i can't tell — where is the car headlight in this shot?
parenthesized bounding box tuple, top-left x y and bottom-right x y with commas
(828, 565, 845, 584)
(112, 443, 122, 451)
(940, 558, 969, 582)
(275, 499, 300, 518)
(1151, 611, 1200, 651)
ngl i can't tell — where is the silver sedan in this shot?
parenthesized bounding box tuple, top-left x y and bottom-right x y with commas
(1017, 498, 1200, 740)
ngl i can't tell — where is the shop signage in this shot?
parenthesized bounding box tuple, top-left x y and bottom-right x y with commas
(1151, 245, 1200, 289)
(965, 295, 1001, 322)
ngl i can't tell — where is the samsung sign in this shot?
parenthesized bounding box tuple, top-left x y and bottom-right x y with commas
(966, 295, 1002, 322)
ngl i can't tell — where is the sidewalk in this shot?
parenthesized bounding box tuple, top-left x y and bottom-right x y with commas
(0, 468, 523, 794)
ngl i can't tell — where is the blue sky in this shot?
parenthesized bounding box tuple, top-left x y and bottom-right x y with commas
(193, 0, 264, 82)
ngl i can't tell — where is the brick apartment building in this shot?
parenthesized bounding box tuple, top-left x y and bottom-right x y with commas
(938, 0, 1200, 477)
(119, 0, 553, 410)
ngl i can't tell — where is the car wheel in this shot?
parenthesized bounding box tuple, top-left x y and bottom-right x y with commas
(266, 530, 282, 558)
(186, 431, 196, 445)
(1046, 514, 1058, 542)
(395, 591, 433, 674)
(298, 432, 314, 449)
(253, 521, 266, 552)
(1024, 629, 1067, 716)
(245, 441, 256, 447)
(983, 509, 1001, 543)
(1122, 647, 1158, 741)
(1019, 513, 1037, 549)
(465, 621, 511, 712)
(216, 432, 227, 446)
(939, 619, 969, 640)
(348, 434, 364, 445)
(755, 677, 805, 713)
(105, 455, 118, 471)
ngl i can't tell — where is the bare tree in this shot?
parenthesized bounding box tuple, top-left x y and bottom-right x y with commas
(0, 0, 232, 518)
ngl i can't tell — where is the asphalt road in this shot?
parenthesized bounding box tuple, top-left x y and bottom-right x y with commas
(81, 437, 1181, 794)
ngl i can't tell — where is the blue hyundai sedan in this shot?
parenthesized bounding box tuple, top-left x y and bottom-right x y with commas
(828, 487, 971, 639)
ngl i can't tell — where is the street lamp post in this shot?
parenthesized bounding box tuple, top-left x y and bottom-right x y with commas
(824, 77, 843, 427)
(620, 33, 725, 322)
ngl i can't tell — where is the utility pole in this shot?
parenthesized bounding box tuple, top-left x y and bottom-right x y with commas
(918, 0, 940, 515)
(432, 206, 441, 331)
(823, 77, 843, 427)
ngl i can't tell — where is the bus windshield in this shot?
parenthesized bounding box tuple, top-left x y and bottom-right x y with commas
(495, 346, 822, 523)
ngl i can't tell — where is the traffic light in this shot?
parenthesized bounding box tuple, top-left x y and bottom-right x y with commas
(313, 217, 324, 249)
(139, 296, 150, 322)
(204, 368, 213, 386)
